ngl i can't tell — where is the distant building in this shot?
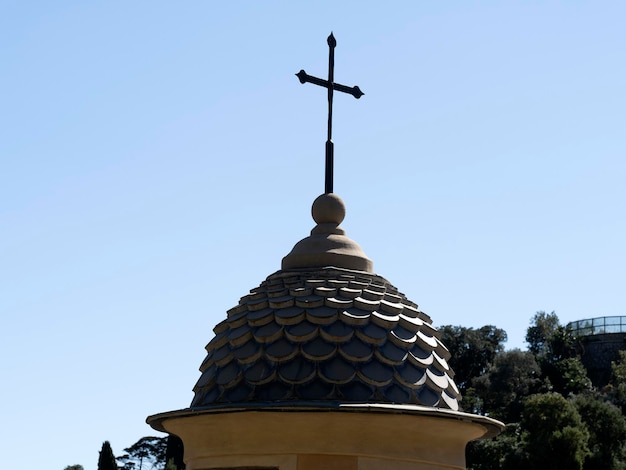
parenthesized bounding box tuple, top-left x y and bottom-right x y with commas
(568, 316, 626, 386)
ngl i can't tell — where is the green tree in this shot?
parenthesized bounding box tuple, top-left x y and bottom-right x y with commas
(98, 441, 118, 470)
(520, 393, 590, 470)
(64, 466, 84, 470)
(548, 325, 581, 362)
(118, 436, 167, 470)
(472, 349, 541, 422)
(573, 393, 626, 470)
(610, 350, 626, 412)
(467, 423, 525, 470)
(613, 350, 626, 384)
(525, 311, 560, 358)
(548, 357, 592, 396)
(525, 312, 591, 396)
(440, 325, 507, 395)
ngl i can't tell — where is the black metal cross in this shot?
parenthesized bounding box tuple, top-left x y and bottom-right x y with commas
(296, 33, 364, 194)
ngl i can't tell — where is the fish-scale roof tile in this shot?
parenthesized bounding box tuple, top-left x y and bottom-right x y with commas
(267, 287, 289, 298)
(416, 330, 438, 349)
(194, 366, 215, 388)
(390, 325, 417, 344)
(382, 383, 412, 403)
(278, 356, 316, 384)
(290, 286, 312, 297)
(348, 280, 370, 289)
(434, 337, 452, 360)
(244, 360, 276, 385)
(320, 356, 356, 384)
(212, 344, 233, 367)
(227, 303, 248, 317)
(408, 345, 434, 367)
(354, 296, 379, 311)
(266, 338, 299, 362)
(226, 310, 248, 329)
(425, 367, 449, 392)
(358, 361, 394, 387)
(418, 387, 441, 407)
(305, 307, 337, 325)
(325, 297, 354, 309)
(232, 340, 262, 365)
(247, 307, 274, 326)
(315, 286, 337, 297)
(269, 296, 295, 309)
(339, 309, 370, 326)
(339, 287, 362, 298)
(295, 296, 324, 308)
(190, 268, 460, 412)
(285, 321, 318, 342)
(222, 382, 252, 403)
(227, 325, 252, 347)
(216, 362, 241, 387)
(275, 307, 305, 325)
(247, 298, 269, 311)
(339, 381, 375, 401)
(375, 341, 408, 366)
(371, 311, 399, 329)
(395, 363, 427, 388)
(212, 320, 229, 335)
(254, 322, 283, 343)
(338, 336, 373, 362)
(199, 351, 214, 370)
(361, 288, 384, 300)
(441, 389, 459, 410)
(432, 351, 450, 372)
(356, 322, 388, 345)
(320, 321, 354, 342)
(301, 336, 336, 361)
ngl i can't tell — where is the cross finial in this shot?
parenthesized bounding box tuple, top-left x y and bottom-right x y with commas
(296, 33, 364, 194)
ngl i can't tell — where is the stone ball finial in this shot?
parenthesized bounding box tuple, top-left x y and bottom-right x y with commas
(312, 193, 346, 225)
(282, 192, 373, 272)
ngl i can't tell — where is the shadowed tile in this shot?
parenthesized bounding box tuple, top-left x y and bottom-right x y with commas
(320, 356, 356, 384)
(278, 356, 316, 384)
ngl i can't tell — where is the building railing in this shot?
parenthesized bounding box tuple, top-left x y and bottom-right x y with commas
(567, 316, 626, 337)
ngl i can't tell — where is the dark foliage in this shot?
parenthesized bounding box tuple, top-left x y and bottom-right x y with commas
(98, 441, 118, 470)
(465, 311, 626, 469)
(164, 434, 185, 470)
(117, 436, 167, 470)
(573, 393, 626, 470)
(472, 349, 541, 422)
(440, 324, 507, 395)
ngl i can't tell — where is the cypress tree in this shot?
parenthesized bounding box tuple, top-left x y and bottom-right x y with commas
(98, 441, 118, 470)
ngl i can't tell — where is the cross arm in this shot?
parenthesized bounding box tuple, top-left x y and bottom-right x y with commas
(296, 70, 364, 99)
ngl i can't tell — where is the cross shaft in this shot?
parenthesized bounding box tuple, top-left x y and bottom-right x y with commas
(296, 33, 364, 194)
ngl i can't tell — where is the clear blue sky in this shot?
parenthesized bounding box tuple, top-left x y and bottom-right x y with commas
(2, 2, 625, 469)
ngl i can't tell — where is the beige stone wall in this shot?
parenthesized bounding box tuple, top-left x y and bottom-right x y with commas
(159, 409, 498, 470)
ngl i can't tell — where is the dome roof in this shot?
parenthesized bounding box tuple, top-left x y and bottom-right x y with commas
(190, 194, 461, 411)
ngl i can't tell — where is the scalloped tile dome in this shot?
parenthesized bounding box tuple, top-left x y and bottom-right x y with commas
(191, 268, 460, 411)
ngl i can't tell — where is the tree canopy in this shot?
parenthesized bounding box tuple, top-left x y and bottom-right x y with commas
(458, 311, 626, 469)
(98, 441, 118, 470)
(117, 436, 168, 470)
(439, 324, 507, 395)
